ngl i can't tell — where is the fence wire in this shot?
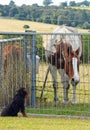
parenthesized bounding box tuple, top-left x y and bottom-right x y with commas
(0, 31, 90, 117)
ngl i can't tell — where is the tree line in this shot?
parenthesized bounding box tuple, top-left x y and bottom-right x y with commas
(43, 0, 90, 7)
(0, 0, 90, 29)
(0, 0, 90, 63)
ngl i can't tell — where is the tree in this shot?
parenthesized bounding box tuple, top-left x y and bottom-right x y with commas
(69, 1, 76, 6)
(82, 22, 90, 29)
(9, 7, 18, 17)
(60, 2, 68, 7)
(81, 0, 90, 6)
(82, 35, 90, 63)
(9, 0, 16, 7)
(43, 0, 53, 6)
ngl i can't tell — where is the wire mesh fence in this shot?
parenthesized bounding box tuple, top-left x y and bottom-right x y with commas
(34, 31, 90, 117)
(0, 32, 35, 107)
(0, 30, 90, 117)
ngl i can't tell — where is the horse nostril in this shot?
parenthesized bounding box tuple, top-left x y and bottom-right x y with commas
(71, 78, 79, 85)
(72, 78, 74, 82)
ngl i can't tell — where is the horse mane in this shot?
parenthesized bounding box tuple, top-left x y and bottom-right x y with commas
(46, 25, 82, 59)
(46, 41, 72, 69)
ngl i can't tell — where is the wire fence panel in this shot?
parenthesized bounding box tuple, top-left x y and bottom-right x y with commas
(34, 32, 90, 117)
(0, 31, 90, 117)
(0, 32, 36, 108)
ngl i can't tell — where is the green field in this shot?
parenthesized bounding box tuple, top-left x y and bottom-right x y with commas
(0, 116, 90, 130)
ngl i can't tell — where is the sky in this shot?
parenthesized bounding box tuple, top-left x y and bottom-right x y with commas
(0, 0, 89, 6)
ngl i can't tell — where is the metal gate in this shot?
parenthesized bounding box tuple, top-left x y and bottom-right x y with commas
(0, 31, 90, 117)
(0, 31, 36, 108)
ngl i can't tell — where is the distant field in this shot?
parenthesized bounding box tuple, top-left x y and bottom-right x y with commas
(0, 18, 89, 33)
(0, 18, 58, 32)
(72, 6, 90, 10)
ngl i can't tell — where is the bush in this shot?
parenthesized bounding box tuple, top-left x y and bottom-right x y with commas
(82, 35, 90, 63)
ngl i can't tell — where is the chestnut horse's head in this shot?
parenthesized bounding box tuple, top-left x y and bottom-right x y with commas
(55, 42, 80, 85)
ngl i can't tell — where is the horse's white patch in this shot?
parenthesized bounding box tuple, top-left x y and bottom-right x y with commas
(46, 25, 82, 58)
(72, 57, 80, 82)
(45, 25, 82, 103)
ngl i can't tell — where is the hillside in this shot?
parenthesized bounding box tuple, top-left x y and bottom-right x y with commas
(0, 18, 58, 32)
(0, 18, 89, 33)
(0, 3, 90, 29)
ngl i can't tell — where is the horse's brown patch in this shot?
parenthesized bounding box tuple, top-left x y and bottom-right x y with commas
(47, 41, 80, 79)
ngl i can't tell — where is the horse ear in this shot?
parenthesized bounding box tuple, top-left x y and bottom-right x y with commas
(76, 47, 80, 55)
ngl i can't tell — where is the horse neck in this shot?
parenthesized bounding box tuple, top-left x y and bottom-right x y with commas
(55, 42, 65, 56)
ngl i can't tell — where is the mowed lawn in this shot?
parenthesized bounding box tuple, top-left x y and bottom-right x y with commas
(0, 116, 90, 130)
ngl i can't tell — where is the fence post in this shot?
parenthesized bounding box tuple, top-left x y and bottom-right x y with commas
(31, 31, 36, 107)
(23, 35, 27, 87)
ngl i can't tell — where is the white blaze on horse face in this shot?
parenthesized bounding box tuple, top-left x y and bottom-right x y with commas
(72, 57, 80, 83)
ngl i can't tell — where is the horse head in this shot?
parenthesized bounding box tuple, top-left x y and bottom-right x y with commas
(61, 43, 80, 85)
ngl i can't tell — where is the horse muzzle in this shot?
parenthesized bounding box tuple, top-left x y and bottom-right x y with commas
(71, 77, 80, 86)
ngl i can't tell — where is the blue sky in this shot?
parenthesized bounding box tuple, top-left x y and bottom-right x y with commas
(0, 0, 89, 6)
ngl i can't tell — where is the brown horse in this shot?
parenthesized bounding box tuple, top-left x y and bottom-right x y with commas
(46, 25, 82, 104)
(3, 44, 23, 73)
(2, 44, 40, 105)
(3, 44, 40, 73)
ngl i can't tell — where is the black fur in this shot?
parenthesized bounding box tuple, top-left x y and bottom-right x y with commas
(1, 87, 28, 117)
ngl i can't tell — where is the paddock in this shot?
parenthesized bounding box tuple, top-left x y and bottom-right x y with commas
(0, 30, 90, 117)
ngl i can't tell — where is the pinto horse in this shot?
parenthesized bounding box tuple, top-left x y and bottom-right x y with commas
(46, 25, 82, 104)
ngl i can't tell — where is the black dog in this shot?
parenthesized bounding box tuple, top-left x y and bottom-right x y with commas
(1, 87, 28, 117)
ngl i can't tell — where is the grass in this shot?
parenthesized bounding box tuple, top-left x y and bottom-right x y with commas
(0, 18, 58, 32)
(71, 6, 90, 10)
(0, 116, 90, 130)
(0, 17, 89, 33)
(34, 63, 90, 116)
(27, 103, 90, 116)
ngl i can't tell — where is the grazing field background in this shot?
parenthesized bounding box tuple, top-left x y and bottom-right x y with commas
(0, 18, 58, 32)
(0, 18, 90, 127)
(0, 18, 89, 33)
